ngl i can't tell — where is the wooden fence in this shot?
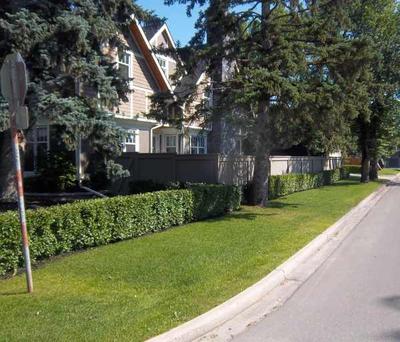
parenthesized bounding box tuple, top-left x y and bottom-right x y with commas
(113, 153, 342, 193)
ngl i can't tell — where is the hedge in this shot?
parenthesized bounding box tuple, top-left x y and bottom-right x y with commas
(343, 164, 361, 175)
(268, 168, 349, 200)
(0, 184, 241, 276)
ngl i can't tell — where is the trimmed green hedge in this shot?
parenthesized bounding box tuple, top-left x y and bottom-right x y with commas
(268, 168, 349, 200)
(343, 164, 361, 175)
(0, 184, 241, 276)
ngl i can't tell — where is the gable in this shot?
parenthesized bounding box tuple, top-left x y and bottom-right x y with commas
(124, 34, 159, 91)
(149, 24, 177, 50)
(154, 31, 172, 49)
(129, 21, 171, 92)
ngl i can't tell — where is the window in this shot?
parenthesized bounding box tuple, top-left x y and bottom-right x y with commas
(165, 135, 177, 153)
(24, 126, 49, 172)
(204, 85, 213, 108)
(118, 51, 132, 80)
(190, 134, 206, 154)
(152, 135, 161, 153)
(123, 129, 139, 152)
(157, 56, 168, 75)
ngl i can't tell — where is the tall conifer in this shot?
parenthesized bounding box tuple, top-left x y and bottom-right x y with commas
(0, 0, 151, 199)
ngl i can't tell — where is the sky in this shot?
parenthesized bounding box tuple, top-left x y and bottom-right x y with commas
(136, 0, 201, 46)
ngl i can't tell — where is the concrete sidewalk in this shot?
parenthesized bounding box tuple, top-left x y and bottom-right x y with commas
(235, 180, 400, 342)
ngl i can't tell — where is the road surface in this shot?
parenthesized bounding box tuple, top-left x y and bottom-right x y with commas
(235, 180, 400, 342)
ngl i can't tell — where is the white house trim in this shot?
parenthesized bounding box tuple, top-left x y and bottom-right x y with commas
(129, 16, 173, 92)
(149, 23, 177, 50)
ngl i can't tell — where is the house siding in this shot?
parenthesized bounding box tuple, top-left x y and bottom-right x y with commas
(132, 56, 159, 92)
(116, 22, 208, 155)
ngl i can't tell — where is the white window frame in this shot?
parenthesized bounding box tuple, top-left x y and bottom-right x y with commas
(157, 55, 168, 76)
(117, 50, 133, 89)
(152, 134, 161, 153)
(165, 134, 177, 153)
(190, 134, 207, 154)
(25, 125, 50, 174)
(123, 129, 140, 152)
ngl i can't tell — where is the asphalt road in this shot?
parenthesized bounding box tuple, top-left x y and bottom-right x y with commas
(235, 181, 400, 342)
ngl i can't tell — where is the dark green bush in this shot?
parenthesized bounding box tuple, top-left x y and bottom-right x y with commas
(129, 180, 183, 194)
(37, 151, 77, 192)
(343, 164, 361, 175)
(129, 180, 167, 194)
(268, 168, 348, 200)
(0, 185, 241, 276)
(189, 184, 241, 219)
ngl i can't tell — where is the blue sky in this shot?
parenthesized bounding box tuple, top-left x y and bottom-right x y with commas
(136, 0, 201, 46)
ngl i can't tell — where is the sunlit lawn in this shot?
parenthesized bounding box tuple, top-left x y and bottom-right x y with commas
(0, 178, 381, 341)
(379, 168, 400, 176)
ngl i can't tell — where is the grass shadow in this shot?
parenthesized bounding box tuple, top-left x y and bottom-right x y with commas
(330, 181, 364, 187)
(207, 211, 279, 223)
(266, 201, 301, 209)
(0, 290, 27, 297)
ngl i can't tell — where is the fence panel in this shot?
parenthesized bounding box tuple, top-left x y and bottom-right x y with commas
(112, 154, 343, 193)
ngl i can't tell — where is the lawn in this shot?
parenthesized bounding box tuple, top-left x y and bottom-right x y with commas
(0, 178, 381, 341)
(379, 168, 400, 176)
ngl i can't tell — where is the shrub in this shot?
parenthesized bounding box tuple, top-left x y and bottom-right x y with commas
(129, 180, 167, 194)
(129, 180, 184, 194)
(86, 157, 129, 191)
(24, 151, 77, 193)
(343, 164, 361, 175)
(268, 168, 348, 200)
(188, 184, 241, 219)
(0, 185, 241, 276)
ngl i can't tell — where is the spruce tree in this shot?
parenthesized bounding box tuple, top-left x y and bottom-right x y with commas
(347, 0, 400, 182)
(153, 0, 370, 205)
(0, 0, 151, 199)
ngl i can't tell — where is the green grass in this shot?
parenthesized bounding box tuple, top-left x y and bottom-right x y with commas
(379, 168, 400, 176)
(0, 178, 381, 341)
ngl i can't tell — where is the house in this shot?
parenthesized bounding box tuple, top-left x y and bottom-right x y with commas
(114, 19, 208, 155)
(23, 18, 209, 176)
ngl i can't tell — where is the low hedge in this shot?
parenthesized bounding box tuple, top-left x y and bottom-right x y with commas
(268, 168, 349, 200)
(343, 164, 361, 175)
(0, 184, 241, 276)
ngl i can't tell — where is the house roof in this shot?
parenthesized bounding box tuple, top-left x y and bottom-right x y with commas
(174, 61, 207, 99)
(142, 19, 164, 41)
(128, 17, 207, 103)
(128, 18, 172, 92)
(141, 19, 177, 50)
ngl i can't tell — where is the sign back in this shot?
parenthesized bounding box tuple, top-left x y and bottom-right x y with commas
(1, 52, 28, 105)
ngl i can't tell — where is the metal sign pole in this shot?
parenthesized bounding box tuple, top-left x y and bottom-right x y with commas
(10, 100, 33, 293)
(1, 53, 33, 293)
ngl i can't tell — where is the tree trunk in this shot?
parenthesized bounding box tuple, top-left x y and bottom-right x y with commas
(360, 144, 370, 183)
(251, 150, 270, 206)
(368, 115, 379, 181)
(358, 116, 371, 183)
(249, 97, 270, 206)
(205, 0, 227, 154)
(248, 0, 273, 206)
(0, 130, 16, 201)
(369, 158, 378, 181)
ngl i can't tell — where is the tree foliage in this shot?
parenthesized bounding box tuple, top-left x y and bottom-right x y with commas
(348, 0, 400, 181)
(0, 0, 152, 199)
(152, 0, 373, 205)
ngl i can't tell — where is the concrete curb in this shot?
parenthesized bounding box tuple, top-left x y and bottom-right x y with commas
(148, 177, 398, 342)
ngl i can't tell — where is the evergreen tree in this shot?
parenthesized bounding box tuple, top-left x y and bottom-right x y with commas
(0, 0, 151, 199)
(347, 0, 400, 182)
(152, 0, 370, 205)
